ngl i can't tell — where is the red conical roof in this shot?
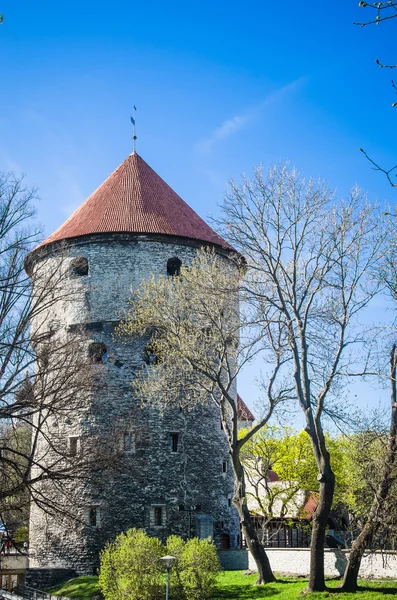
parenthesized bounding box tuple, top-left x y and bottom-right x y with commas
(41, 152, 228, 249)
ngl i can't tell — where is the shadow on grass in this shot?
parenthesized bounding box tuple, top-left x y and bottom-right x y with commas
(323, 580, 397, 596)
(351, 586, 397, 595)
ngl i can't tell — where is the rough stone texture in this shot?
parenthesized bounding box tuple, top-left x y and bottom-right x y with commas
(25, 568, 76, 590)
(248, 548, 397, 579)
(29, 234, 240, 575)
(218, 550, 249, 571)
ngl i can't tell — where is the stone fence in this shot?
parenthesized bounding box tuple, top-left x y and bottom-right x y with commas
(248, 548, 397, 579)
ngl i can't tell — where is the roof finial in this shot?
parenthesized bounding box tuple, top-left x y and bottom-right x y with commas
(130, 106, 137, 153)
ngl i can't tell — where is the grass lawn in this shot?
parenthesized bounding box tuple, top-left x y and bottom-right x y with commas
(46, 576, 101, 600)
(47, 571, 397, 600)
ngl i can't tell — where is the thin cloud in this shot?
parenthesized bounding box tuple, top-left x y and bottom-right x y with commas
(195, 77, 306, 154)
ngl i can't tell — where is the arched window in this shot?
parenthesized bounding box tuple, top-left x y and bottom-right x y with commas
(89, 342, 107, 364)
(167, 257, 182, 277)
(144, 343, 158, 365)
(71, 256, 89, 276)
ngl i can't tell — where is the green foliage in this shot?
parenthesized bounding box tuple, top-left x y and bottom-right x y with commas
(99, 529, 165, 600)
(46, 576, 100, 600)
(179, 537, 221, 600)
(339, 431, 397, 542)
(240, 425, 348, 518)
(166, 535, 186, 597)
(13, 525, 29, 543)
(99, 530, 220, 600)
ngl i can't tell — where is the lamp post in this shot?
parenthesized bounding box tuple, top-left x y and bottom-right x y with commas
(178, 504, 201, 538)
(160, 555, 176, 600)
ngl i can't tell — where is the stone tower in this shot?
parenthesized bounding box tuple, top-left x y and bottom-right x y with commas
(26, 152, 241, 579)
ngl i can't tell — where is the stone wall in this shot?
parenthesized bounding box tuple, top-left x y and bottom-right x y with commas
(28, 234, 240, 575)
(25, 568, 76, 589)
(218, 550, 249, 571)
(248, 548, 397, 579)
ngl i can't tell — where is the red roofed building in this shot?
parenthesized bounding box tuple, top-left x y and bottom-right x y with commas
(27, 150, 242, 579)
(37, 152, 231, 251)
(237, 394, 255, 428)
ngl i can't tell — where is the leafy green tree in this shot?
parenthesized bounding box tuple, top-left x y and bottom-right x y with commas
(99, 529, 165, 600)
(241, 426, 348, 526)
(166, 535, 186, 598)
(179, 538, 221, 600)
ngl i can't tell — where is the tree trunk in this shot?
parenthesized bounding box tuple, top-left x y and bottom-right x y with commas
(306, 467, 335, 592)
(341, 346, 397, 592)
(232, 448, 276, 584)
(341, 452, 396, 591)
(340, 522, 377, 592)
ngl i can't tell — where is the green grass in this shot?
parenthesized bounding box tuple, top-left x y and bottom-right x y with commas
(47, 571, 397, 600)
(46, 575, 101, 599)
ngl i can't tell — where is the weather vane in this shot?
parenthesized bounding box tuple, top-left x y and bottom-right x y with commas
(130, 106, 137, 152)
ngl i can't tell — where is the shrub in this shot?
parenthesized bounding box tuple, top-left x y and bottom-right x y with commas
(99, 529, 164, 600)
(166, 535, 186, 598)
(179, 538, 221, 600)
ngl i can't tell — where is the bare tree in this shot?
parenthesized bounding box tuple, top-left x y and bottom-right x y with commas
(355, 2, 397, 186)
(339, 239, 397, 590)
(340, 351, 397, 590)
(116, 248, 288, 584)
(217, 164, 388, 591)
(0, 173, 115, 544)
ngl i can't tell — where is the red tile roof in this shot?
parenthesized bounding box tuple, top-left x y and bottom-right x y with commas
(237, 394, 255, 422)
(267, 470, 280, 482)
(302, 493, 319, 519)
(40, 152, 229, 249)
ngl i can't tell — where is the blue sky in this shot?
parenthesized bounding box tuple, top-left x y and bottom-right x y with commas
(1, 1, 396, 421)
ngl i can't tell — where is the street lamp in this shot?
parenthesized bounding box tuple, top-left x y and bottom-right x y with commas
(178, 504, 201, 538)
(160, 555, 176, 600)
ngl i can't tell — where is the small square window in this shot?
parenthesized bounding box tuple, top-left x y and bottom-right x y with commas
(150, 505, 166, 528)
(169, 433, 179, 453)
(69, 436, 80, 457)
(86, 506, 101, 528)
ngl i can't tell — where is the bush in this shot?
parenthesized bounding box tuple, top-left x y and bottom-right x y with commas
(99, 529, 164, 600)
(179, 538, 221, 600)
(166, 535, 186, 598)
(99, 531, 221, 600)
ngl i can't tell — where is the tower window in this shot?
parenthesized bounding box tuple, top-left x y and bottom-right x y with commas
(222, 461, 227, 473)
(89, 342, 107, 364)
(167, 257, 182, 277)
(69, 436, 80, 457)
(227, 497, 232, 508)
(71, 256, 89, 276)
(150, 505, 166, 528)
(144, 343, 158, 365)
(123, 431, 135, 452)
(169, 432, 179, 453)
(86, 506, 101, 528)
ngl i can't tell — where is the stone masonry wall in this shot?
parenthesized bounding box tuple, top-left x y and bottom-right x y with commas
(248, 548, 397, 579)
(28, 234, 240, 575)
